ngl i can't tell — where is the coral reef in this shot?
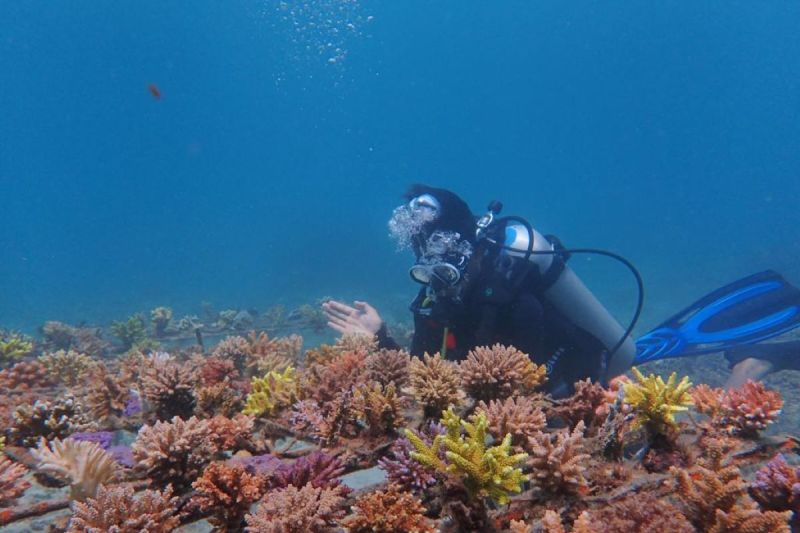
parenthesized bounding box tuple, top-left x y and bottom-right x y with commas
(527, 421, 590, 495)
(244, 484, 347, 533)
(246, 331, 302, 376)
(243, 366, 297, 417)
(474, 395, 546, 452)
(38, 349, 94, 387)
(150, 306, 173, 337)
(9, 397, 88, 446)
(378, 435, 440, 493)
(32, 437, 119, 500)
(406, 408, 528, 505)
(140, 354, 197, 421)
(0, 360, 56, 390)
(290, 390, 361, 445)
(343, 484, 435, 533)
(364, 348, 410, 388)
(270, 451, 348, 492)
(408, 352, 464, 417)
(300, 348, 368, 405)
(132, 415, 220, 492)
(352, 381, 405, 437)
(623, 367, 693, 436)
(191, 461, 266, 531)
(0, 456, 29, 507)
(80, 364, 129, 424)
(199, 355, 241, 386)
(213, 336, 252, 371)
(41, 321, 108, 357)
(207, 414, 257, 452)
(196, 383, 246, 418)
(67, 484, 180, 533)
(0, 332, 33, 366)
(110, 313, 152, 350)
(459, 344, 547, 401)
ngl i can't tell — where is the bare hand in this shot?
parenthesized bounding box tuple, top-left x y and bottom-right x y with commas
(322, 300, 383, 337)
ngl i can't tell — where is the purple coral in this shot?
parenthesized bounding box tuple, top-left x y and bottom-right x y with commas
(750, 454, 800, 514)
(123, 391, 142, 417)
(270, 451, 350, 494)
(227, 454, 285, 477)
(379, 422, 443, 493)
(71, 431, 114, 450)
(108, 445, 136, 468)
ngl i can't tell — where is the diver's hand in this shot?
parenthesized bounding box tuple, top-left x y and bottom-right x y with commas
(322, 300, 383, 337)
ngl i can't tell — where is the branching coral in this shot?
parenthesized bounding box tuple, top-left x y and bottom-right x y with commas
(408, 353, 464, 417)
(207, 414, 257, 453)
(244, 484, 347, 533)
(0, 456, 30, 507)
(191, 461, 267, 531)
(352, 381, 405, 437)
(301, 348, 368, 405)
(200, 355, 241, 386)
(405, 408, 528, 505)
(364, 348, 411, 388)
(0, 360, 56, 389)
(42, 321, 109, 357)
(80, 364, 129, 424)
(196, 383, 246, 418)
(270, 451, 348, 492)
(672, 459, 747, 531)
(246, 331, 301, 376)
(243, 366, 297, 417)
(343, 484, 436, 533)
(474, 395, 546, 452)
(707, 507, 792, 533)
(140, 354, 197, 421)
(527, 421, 590, 495)
(552, 378, 607, 430)
(459, 344, 546, 401)
(623, 368, 692, 436)
(32, 437, 119, 500)
(553, 493, 695, 533)
(38, 349, 95, 387)
(0, 331, 33, 365)
(290, 390, 361, 445)
(67, 484, 180, 533)
(110, 314, 151, 350)
(213, 335, 252, 371)
(132, 415, 221, 492)
(749, 454, 800, 515)
(378, 434, 440, 493)
(150, 306, 173, 337)
(718, 380, 782, 437)
(692, 383, 726, 418)
(9, 396, 89, 446)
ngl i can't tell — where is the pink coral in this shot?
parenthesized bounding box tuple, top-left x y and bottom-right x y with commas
(0, 456, 29, 507)
(270, 451, 349, 493)
(474, 396, 546, 452)
(749, 454, 800, 515)
(718, 380, 782, 437)
(244, 484, 347, 532)
(191, 461, 267, 531)
(342, 484, 435, 533)
(67, 484, 180, 532)
(527, 421, 590, 495)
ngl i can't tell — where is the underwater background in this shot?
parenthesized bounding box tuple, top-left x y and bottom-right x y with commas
(2, 0, 800, 339)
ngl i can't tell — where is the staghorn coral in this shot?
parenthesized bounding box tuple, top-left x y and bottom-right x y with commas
(473, 395, 546, 452)
(196, 383, 246, 418)
(459, 344, 546, 401)
(552, 378, 607, 430)
(132, 415, 221, 492)
(81, 363, 129, 423)
(213, 335, 252, 371)
(301, 348, 368, 404)
(623, 368, 692, 436)
(343, 483, 436, 533)
(0, 360, 56, 389)
(0, 331, 33, 365)
(692, 383, 726, 418)
(707, 507, 792, 533)
(191, 461, 267, 532)
(378, 434, 440, 493)
(150, 306, 173, 337)
(243, 366, 297, 417)
(9, 396, 89, 446)
(140, 354, 197, 421)
(364, 348, 411, 387)
(749, 454, 800, 514)
(718, 380, 782, 437)
(408, 353, 464, 417)
(207, 414, 257, 452)
(270, 451, 349, 492)
(405, 408, 528, 505)
(38, 349, 95, 387)
(672, 459, 747, 531)
(352, 381, 405, 437)
(246, 331, 302, 376)
(0, 456, 30, 507)
(67, 484, 180, 533)
(32, 437, 119, 500)
(244, 484, 347, 533)
(557, 492, 695, 533)
(527, 421, 590, 495)
(290, 390, 361, 445)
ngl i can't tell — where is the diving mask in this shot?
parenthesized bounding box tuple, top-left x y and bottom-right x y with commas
(409, 261, 463, 288)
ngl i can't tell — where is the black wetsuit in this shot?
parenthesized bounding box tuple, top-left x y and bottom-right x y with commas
(724, 339, 800, 372)
(377, 258, 609, 397)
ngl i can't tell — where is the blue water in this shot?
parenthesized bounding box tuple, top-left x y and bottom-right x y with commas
(2, 1, 799, 336)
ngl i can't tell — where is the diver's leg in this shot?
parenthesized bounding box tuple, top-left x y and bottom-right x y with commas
(725, 357, 774, 389)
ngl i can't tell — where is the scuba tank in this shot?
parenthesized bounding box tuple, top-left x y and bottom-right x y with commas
(476, 202, 639, 381)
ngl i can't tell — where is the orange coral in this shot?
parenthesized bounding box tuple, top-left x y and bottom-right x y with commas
(459, 344, 546, 401)
(692, 383, 725, 418)
(244, 484, 347, 532)
(199, 355, 241, 386)
(474, 396, 546, 452)
(707, 507, 791, 533)
(0, 360, 56, 389)
(342, 484, 435, 533)
(67, 484, 180, 532)
(246, 331, 301, 376)
(213, 336, 253, 371)
(672, 460, 747, 531)
(301, 348, 368, 404)
(408, 353, 464, 417)
(0, 456, 29, 507)
(527, 421, 590, 495)
(207, 414, 257, 452)
(191, 461, 266, 531)
(569, 493, 694, 533)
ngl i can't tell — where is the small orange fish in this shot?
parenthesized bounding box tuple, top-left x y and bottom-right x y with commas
(148, 83, 161, 100)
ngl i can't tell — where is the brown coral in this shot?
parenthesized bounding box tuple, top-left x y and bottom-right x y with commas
(290, 390, 361, 445)
(38, 349, 95, 387)
(200, 355, 241, 386)
(408, 353, 464, 417)
(301, 348, 368, 404)
(459, 344, 546, 401)
(364, 348, 411, 388)
(474, 395, 546, 452)
(245, 484, 346, 533)
(527, 421, 590, 495)
(342, 484, 435, 533)
(352, 381, 406, 437)
(41, 321, 108, 358)
(32, 437, 119, 500)
(140, 355, 197, 421)
(552, 378, 607, 430)
(81, 363, 129, 424)
(67, 484, 180, 533)
(191, 461, 266, 531)
(9, 396, 89, 447)
(195, 383, 246, 418)
(246, 331, 301, 376)
(565, 493, 695, 533)
(707, 507, 791, 533)
(692, 383, 726, 418)
(672, 460, 747, 531)
(132, 415, 220, 492)
(0, 456, 30, 507)
(213, 336, 252, 371)
(0, 360, 56, 390)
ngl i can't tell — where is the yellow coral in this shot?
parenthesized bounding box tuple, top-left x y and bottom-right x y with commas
(0, 334, 33, 363)
(0, 435, 5, 451)
(405, 408, 528, 505)
(242, 366, 297, 417)
(623, 367, 693, 434)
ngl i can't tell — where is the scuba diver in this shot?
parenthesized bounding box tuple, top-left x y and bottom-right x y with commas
(323, 185, 800, 397)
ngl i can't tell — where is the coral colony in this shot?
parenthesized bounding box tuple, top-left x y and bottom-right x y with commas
(0, 309, 798, 532)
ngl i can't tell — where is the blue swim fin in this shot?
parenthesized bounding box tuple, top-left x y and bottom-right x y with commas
(634, 270, 800, 364)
